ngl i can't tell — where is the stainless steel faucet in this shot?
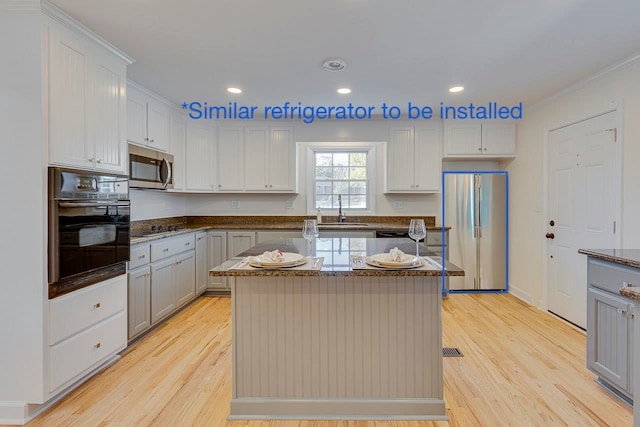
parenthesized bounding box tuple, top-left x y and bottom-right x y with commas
(338, 195, 347, 222)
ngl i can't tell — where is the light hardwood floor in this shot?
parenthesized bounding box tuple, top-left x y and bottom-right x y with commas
(16, 293, 632, 427)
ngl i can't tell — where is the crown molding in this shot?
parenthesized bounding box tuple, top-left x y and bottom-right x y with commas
(41, 0, 134, 64)
(0, 0, 40, 10)
(527, 51, 640, 113)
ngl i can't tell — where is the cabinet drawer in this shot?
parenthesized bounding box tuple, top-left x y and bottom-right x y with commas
(49, 310, 127, 392)
(50, 275, 127, 345)
(588, 258, 640, 294)
(129, 243, 151, 269)
(151, 234, 196, 262)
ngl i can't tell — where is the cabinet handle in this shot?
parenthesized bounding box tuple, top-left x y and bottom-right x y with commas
(138, 254, 146, 259)
(96, 159, 102, 164)
(93, 302, 101, 308)
(622, 281, 631, 288)
(163, 248, 169, 252)
(185, 242, 190, 246)
(144, 137, 149, 142)
(94, 342, 101, 349)
(88, 157, 96, 162)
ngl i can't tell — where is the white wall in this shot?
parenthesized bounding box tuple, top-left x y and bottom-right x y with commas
(507, 56, 640, 306)
(0, 6, 46, 405)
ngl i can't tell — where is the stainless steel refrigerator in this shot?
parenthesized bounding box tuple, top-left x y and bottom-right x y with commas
(443, 172, 508, 292)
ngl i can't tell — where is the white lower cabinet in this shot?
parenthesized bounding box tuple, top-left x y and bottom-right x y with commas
(128, 233, 201, 341)
(150, 257, 177, 324)
(128, 265, 151, 339)
(48, 275, 127, 393)
(227, 231, 256, 257)
(175, 251, 196, 307)
(195, 232, 208, 294)
(207, 231, 228, 291)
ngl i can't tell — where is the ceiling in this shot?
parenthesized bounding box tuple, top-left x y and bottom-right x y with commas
(50, 0, 640, 116)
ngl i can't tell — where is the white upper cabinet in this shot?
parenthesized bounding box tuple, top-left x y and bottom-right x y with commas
(127, 83, 171, 152)
(386, 126, 441, 193)
(47, 22, 129, 173)
(244, 127, 295, 192)
(185, 122, 216, 191)
(170, 111, 186, 191)
(217, 127, 244, 191)
(444, 121, 516, 158)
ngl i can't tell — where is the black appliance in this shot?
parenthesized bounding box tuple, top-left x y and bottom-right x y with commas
(48, 167, 130, 298)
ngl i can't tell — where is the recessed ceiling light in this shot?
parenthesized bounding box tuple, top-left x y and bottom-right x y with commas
(227, 87, 242, 94)
(449, 86, 464, 93)
(323, 58, 347, 72)
(337, 88, 351, 94)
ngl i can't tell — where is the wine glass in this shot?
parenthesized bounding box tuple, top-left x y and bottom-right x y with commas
(302, 219, 319, 256)
(408, 219, 426, 257)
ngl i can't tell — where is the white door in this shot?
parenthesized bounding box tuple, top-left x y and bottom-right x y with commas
(547, 111, 619, 328)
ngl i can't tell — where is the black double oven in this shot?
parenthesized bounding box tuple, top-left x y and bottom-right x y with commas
(48, 167, 130, 298)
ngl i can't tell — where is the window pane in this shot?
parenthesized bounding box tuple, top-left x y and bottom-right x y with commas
(315, 166, 332, 180)
(316, 183, 332, 195)
(333, 153, 349, 166)
(350, 195, 366, 208)
(350, 181, 366, 195)
(333, 167, 349, 180)
(333, 182, 348, 194)
(316, 153, 332, 166)
(350, 167, 366, 180)
(316, 195, 332, 208)
(350, 153, 366, 166)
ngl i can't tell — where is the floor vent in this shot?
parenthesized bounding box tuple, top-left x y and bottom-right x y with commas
(443, 347, 463, 357)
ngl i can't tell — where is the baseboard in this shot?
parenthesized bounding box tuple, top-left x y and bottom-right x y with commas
(508, 283, 533, 305)
(0, 355, 121, 425)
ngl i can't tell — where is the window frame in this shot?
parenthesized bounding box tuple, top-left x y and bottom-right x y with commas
(305, 142, 377, 215)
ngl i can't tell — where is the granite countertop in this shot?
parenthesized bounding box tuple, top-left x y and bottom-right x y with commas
(209, 237, 464, 277)
(619, 287, 640, 301)
(131, 215, 449, 244)
(578, 249, 640, 269)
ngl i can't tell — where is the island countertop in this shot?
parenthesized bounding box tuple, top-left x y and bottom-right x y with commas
(578, 249, 640, 269)
(210, 237, 464, 277)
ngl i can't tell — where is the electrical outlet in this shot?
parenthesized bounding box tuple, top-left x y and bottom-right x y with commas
(285, 199, 295, 209)
(231, 200, 240, 209)
(394, 200, 404, 209)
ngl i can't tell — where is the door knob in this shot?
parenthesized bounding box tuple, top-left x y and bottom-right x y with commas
(545, 233, 555, 239)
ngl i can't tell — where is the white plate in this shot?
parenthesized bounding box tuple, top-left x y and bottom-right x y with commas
(369, 252, 421, 267)
(249, 252, 306, 268)
(365, 255, 425, 269)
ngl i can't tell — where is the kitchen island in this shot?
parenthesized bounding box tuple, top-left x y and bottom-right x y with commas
(210, 237, 463, 420)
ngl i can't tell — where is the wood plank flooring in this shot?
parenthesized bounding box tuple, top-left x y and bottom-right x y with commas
(16, 293, 632, 426)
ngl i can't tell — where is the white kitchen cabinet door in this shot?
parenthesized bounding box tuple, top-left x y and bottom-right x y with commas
(126, 85, 147, 146)
(150, 257, 176, 324)
(175, 251, 196, 308)
(244, 127, 269, 190)
(415, 127, 442, 191)
(218, 127, 244, 191)
(195, 232, 208, 294)
(147, 100, 171, 152)
(208, 231, 228, 290)
(386, 128, 415, 191)
(170, 112, 186, 190)
(482, 122, 516, 156)
(48, 24, 93, 169)
(268, 127, 295, 191)
(185, 122, 215, 191)
(444, 122, 482, 156)
(227, 232, 256, 257)
(128, 265, 151, 340)
(92, 52, 127, 173)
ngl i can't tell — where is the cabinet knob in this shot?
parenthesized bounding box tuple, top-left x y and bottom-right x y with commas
(138, 254, 146, 259)
(185, 242, 190, 246)
(144, 137, 149, 142)
(163, 248, 169, 252)
(269, 184, 273, 188)
(483, 148, 487, 151)
(265, 184, 268, 188)
(93, 302, 101, 308)
(150, 139, 155, 143)
(478, 147, 482, 151)
(218, 184, 222, 188)
(415, 184, 419, 188)
(94, 342, 101, 349)
(545, 233, 555, 239)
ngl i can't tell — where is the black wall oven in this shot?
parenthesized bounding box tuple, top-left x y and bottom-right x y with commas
(48, 167, 130, 298)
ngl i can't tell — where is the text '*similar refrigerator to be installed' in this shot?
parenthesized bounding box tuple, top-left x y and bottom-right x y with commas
(443, 171, 508, 293)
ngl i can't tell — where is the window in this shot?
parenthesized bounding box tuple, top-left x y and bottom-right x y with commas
(314, 151, 368, 210)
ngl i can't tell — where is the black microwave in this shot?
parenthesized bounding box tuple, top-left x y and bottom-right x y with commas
(129, 144, 174, 189)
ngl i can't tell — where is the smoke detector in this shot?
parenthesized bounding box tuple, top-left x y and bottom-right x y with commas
(323, 58, 347, 72)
